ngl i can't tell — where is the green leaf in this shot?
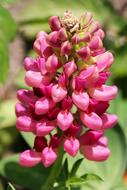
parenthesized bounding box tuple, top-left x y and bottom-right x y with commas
(21, 132, 35, 148)
(0, 99, 17, 129)
(0, 5, 16, 42)
(70, 158, 83, 177)
(0, 154, 50, 190)
(67, 174, 102, 187)
(7, 183, 15, 190)
(0, 5, 16, 83)
(66, 125, 127, 190)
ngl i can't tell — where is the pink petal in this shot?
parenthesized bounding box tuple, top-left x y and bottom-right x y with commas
(80, 112, 102, 130)
(51, 84, 67, 103)
(42, 147, 57, 167)
(35, 97, 55, 115)
(88, 85, 118, 101)
(101, 113, 118, 129)
(25, 71, 42, 87)
(19, 150, 41, 167)
(81, 144, 110, 161)
(36, 121, 56, 136)
(16, 115, 35, 132)
(79, 130, 103, 145)
(57, 111, 73, 131)
(96, 51, 114, 72)
(72, 91, 89, 111)
(64, 137, 80, 157)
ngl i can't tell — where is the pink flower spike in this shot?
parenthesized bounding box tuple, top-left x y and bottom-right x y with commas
(51, 84, 67, 103)
(57, 111, 73, 131)
(81, 144, 110, 161)
(16, 115, 36, 132)
(101, 113, 118, 129)
(61, 41, 71, 55)
(80, 112, 102, 130)
(19, 150, 41, 167)
(88, 85, 118, 101)
(42, 147, 57, 167)
(49, 16, 61, 31)
(36, 120, 56, 136)
(35, 97, 55, 115)
(96, 52, 114, 72)
(25, 71, 43, 88)
(72, 91, 89, 111)
(64, 60, 77, 77)
(64, 137, 80, 157)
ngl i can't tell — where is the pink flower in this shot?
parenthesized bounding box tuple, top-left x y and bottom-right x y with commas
(16, 11, 118, 167)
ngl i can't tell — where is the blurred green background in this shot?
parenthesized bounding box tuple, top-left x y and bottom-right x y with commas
(0, 0, 127, 189)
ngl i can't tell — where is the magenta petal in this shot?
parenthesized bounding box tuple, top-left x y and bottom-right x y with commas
(36, 121, 55, 136)
(51, 84, 67, 103)
(25, 71, 42, 87)
(88, 85, 118, 101)
(96, 52, 114, 72)
(35, 97, 54, 115)
(64, 137, 80, 157)
(72, 91, 89, 111)
(57, 111, 73, 131)
(82, 144, 110, 161)
(16, 116, 35, 132)
(79, 130, 103, 145)
(19, 150, 41, 167)
(80, 112, 102, 130)
(101, 113, 118, 129)
(42, 147, 57, 167)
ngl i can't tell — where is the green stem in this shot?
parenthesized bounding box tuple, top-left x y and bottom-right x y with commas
(41, 148, 64, 190)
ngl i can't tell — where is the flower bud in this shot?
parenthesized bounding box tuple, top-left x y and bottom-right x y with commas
(49, 16, 61, 31)
(51, 84, 67, 103)
(61, 41, 71, 55)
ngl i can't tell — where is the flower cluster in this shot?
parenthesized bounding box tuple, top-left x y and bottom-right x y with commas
(15, 11, 118, 167)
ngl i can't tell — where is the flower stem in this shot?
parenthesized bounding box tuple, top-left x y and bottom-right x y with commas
(41, 148, 64, 190)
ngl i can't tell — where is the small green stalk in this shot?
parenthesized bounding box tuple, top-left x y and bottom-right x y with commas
(41, 148, 64, 190)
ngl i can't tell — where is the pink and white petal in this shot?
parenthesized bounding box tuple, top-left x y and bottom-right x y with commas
(80, 112, 102, 130)
(101, 113, 118, 129)
(19, 150, 41, 167)
(88, 85, 118, 101)
(81, 144, 110, 161)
